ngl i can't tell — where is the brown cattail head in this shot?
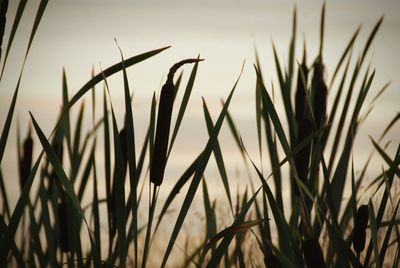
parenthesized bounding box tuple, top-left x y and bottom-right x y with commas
(302, 238, 326, 268)
(295, 45, 309, 126)
(311, 57, 327, 128)
(352, 205, 369, 253)
(58, 194, 72, 252)
(294, 111, 313, 195)
(150, 58, 203, 186)
(19, 126, 33, 190)
(355, 205, 369, 229)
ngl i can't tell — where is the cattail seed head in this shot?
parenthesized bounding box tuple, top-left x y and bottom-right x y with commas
(58, 194, 71, 252)
(150, 58, 203, 186)
(294, 112, 312, 195)
(311, 58, 327, 128)
(19, 127, 33, 190)
(302, 238, 326, 268)
(295, 50, 308, 125)
(355, 205, 369, 229)
(352, 205, 369, 253)
(353, 229, 367, 254)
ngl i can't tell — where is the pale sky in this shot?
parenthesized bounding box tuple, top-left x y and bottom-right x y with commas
(1, 0, 399, 209)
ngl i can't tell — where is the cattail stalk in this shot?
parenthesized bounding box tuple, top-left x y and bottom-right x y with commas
(150, 58, 203, 186)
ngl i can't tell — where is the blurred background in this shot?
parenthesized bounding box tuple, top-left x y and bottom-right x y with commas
(0, 0, 399, 262)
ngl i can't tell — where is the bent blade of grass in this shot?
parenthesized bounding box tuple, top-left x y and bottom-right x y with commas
(203, 99, 234, 215)
(29, 113, 101, 267)
(203, 219, 264, 266)
(68, 46, 170, 109)
(160, 63, 244, 268)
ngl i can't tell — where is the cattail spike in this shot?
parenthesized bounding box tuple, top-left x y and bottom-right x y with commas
(151, 58, 204, 186)
(311, 57, 327, 128)
(352, 205, 369, 253)
(19, 125, 34, 190)
(58, 194, 72, 252)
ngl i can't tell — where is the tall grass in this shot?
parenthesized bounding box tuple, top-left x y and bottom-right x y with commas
(0, 2, 399, 267)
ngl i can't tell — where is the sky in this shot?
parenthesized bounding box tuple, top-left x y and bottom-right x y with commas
(0, 0, 399, 240)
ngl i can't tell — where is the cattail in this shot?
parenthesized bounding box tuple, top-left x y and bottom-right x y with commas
(19, 126, 33, 190)
(294, 112, 312, 195)
(295, 44, 308, 125)
(311, 57, 327, 128)
(150, 58, 203, 186)
(58, 194, 71, 252)
(352, 205, 369, 253)
(302, 238, 326, 268)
